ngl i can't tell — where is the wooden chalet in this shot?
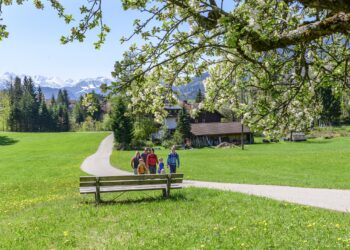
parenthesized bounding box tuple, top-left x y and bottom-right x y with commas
(190, 122, 253, 147)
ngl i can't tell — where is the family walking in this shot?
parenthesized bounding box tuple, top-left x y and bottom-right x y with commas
(130, 146, 180, 175)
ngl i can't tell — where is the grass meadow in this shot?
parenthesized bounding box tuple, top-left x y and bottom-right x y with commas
(111, 137, 350, 189)
(1, 133, 350, 249)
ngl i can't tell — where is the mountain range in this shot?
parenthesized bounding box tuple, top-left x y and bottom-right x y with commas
(0, 72, 206, 100)
(0, 72, 112, 100)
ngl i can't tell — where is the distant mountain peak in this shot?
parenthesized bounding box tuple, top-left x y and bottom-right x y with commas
(0, 72, 113, 99)
(0, 72, 207, 101)
(0, 72, 112, 88)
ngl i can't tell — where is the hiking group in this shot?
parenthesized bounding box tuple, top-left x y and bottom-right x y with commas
(130, 146, 180, 175)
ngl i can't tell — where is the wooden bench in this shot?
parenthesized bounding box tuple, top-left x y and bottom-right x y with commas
(79, 174, 184, 203)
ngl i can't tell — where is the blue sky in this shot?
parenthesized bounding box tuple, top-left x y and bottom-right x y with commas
(0, 1, 141, 80)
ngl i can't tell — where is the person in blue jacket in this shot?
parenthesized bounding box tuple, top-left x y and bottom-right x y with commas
(167, 146, 180, 174)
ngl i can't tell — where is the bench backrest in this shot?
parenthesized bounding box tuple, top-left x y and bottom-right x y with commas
(80, 174, 184, 188)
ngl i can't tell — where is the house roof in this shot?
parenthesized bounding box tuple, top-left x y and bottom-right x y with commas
(191, 122, 250, 136)
(182, 101, 224, 118)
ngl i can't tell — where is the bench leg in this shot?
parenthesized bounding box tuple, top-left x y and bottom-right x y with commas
(166, 175, 171, 198)
(167, 188, 170, 198)
(95, 191, 101, 204)
(162, 189, 167, 198)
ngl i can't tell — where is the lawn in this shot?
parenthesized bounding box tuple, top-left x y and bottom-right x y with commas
(1, 132, 350, 249)
(111, 137, 350, 189)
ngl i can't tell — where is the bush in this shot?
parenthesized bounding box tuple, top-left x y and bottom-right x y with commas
(162, 139, 176, 149)
(173, 130, 184, 144)
(102, 114, 113, 131)
(130, 139, 154, 150)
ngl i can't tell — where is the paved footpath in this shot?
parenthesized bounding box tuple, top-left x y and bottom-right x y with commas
(81, 134, 350, 213)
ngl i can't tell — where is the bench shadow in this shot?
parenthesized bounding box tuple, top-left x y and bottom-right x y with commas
(0, 136, 18, 146)
(81, 192, 188, 206)
(304, 140, 332, 144)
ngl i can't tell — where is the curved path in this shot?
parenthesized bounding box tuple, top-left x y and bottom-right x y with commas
(81, 134, 350, 213)
(81, 134, 129, 176)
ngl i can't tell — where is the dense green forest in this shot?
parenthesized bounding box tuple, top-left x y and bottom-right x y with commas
(0, 76, 107, 132)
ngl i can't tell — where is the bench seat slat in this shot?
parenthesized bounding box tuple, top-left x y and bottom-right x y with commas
(80, 184, 182, 194)
(80, 179, 183, 187)
(99, 179, 168, 186)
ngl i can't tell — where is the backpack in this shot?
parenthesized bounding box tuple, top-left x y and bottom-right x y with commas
(147, 154, 158, 166)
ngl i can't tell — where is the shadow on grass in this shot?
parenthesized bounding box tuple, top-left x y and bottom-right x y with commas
(0, 136, 18, 146)
(304, 140, 332, 144)
(82, 192, 188, 206)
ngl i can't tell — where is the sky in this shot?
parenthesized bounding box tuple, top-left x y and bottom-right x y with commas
(0, 1, 142, 80)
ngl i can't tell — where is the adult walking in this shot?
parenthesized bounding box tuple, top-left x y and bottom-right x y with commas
(167, 146, 180, 174)
(146, 148, 159, 174)
(130, 151, 141, 175)
(141, 147, 150, 162)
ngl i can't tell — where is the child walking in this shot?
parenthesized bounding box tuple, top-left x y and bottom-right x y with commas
(158, 158, 165, 174)
(137, 158, 148, 175)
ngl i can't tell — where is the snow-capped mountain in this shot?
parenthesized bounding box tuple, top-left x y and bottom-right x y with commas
(0, 72, 113, 99)
(173, 73, 208, 100)
(0, 72, 206, 100)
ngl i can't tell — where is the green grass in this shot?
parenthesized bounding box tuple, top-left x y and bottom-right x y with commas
(2, 132, 350, 249)
(111, 137, 350, 189)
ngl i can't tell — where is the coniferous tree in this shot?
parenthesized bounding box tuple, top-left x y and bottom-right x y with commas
(57, 89, 64, 106)
(49, 95, 58, 131)
(37, 86, 43, 104)
(195, 89, 203, 103)
(22, 77, 39, 131)
(63, 89, 70, 109)
(61, 106, 70, 131)
(110, 96, 133, 149)
(8, 77, 23, 131)
(20, 89, 35, 131)
(318, 86, 341, 126)
(176, 108, 192, 140)
(39, 97, 51, 132)
(50, 94, 56, 107)
(54, 90, 71, 131)
(73, 96, 85, 124)
(0, 90, 10, 131)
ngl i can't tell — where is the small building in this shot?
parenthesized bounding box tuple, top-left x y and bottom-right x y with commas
(191, 122, 253, 147)
(164, 105, 182, 133)
(152, 105, 182, 140)
(286, 132, 307, 142)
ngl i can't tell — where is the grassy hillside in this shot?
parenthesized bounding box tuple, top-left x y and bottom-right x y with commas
(1, 133, 350, 249)
(111, 137, 350, 189)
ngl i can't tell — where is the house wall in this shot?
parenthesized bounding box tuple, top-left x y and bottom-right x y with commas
(191, 133, 253, 147)
(165, 117, 177, 130)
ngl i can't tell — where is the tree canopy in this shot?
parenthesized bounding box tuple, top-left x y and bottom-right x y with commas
(110, 0, 350, 137)
(2, 0, 350, 136)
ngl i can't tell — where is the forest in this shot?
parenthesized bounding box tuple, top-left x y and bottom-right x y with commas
(0, 76, 107, 132)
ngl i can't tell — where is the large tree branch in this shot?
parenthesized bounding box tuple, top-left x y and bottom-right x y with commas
(169, 1, 350, 51)
(291, 0, 350, 12)
(250, 12, 350, 51)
